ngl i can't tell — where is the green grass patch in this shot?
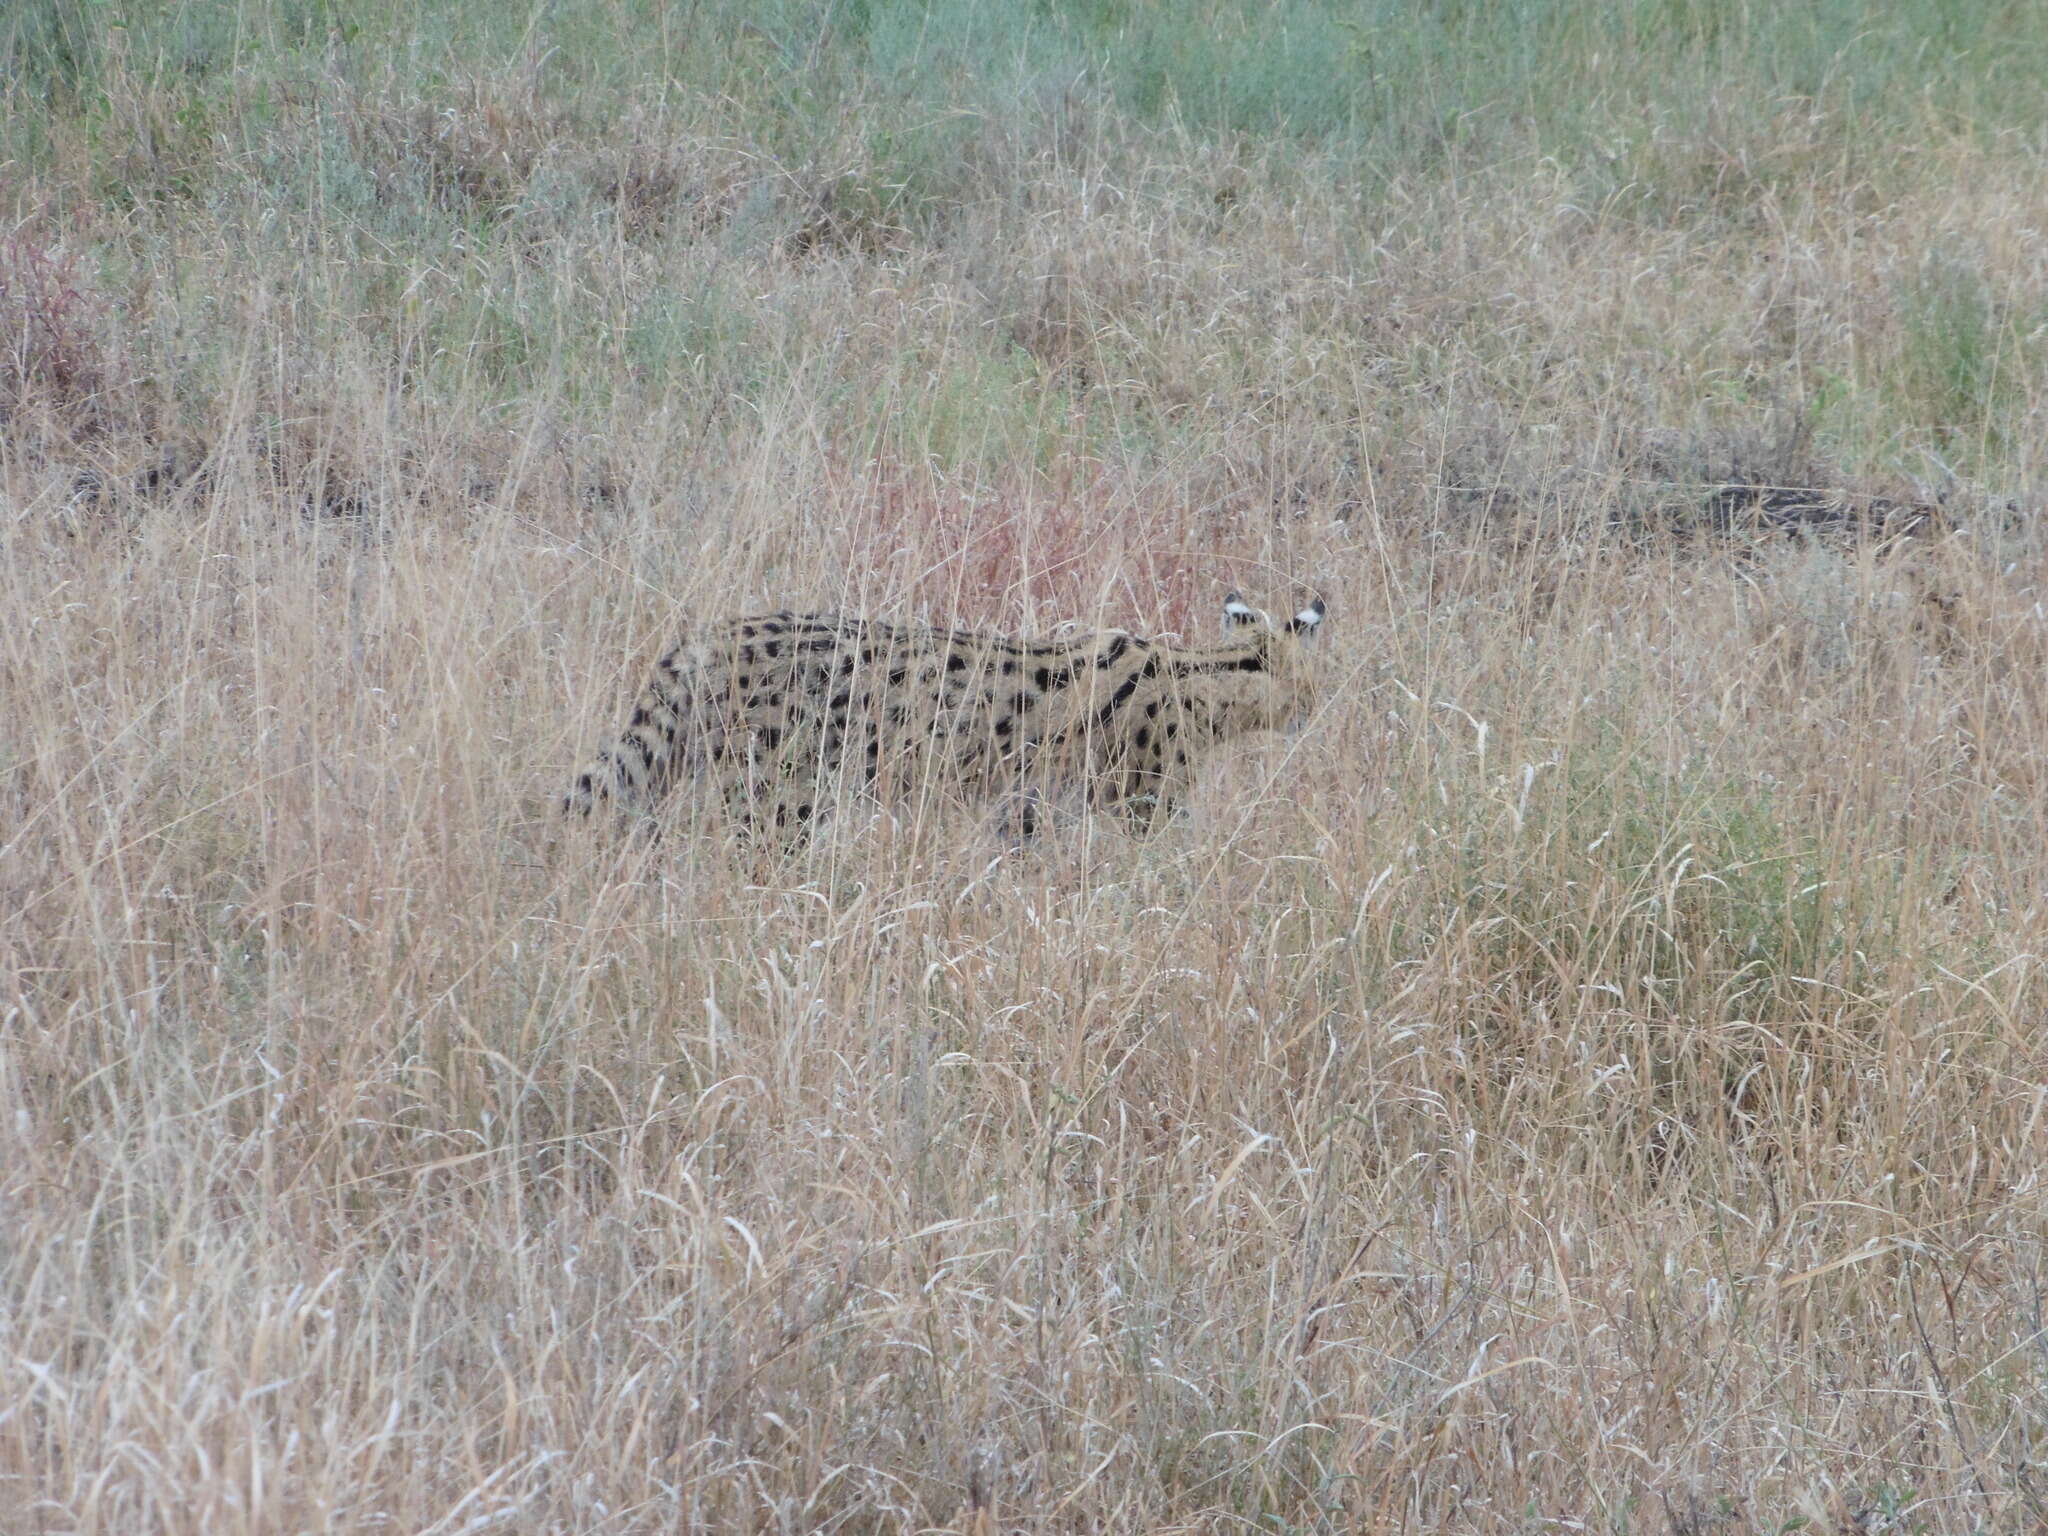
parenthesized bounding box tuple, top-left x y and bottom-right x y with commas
(1437, 744, 1914, 1030)
(1888, 245, 2041, 461)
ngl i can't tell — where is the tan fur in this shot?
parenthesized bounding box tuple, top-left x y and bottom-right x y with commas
(565, 591, 1326, 839)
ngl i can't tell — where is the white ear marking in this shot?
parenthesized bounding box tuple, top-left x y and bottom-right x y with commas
(1287, 598, 1325, 634)
(1223, 592, 1258, 627)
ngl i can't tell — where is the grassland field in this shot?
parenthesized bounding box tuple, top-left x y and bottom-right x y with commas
(5, 1, 2048, 1530)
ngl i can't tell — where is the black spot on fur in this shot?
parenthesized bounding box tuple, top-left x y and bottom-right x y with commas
(1134, 726, 1150, 749)
(1034, 664, 1075, 692)
(888, 665, 908, 686)
(1170, 653, 1263, 678)
(947, 653, 967, 672)
(1091, 673, 1141, 727)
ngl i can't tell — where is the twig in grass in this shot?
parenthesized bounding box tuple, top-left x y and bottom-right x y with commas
(1906, 1255, 1991, 1509)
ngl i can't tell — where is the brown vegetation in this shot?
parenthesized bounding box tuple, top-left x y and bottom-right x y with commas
(4, 4, 2047, 1529)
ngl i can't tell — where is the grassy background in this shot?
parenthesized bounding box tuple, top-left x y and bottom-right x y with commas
(5, 1, 2048, 1530)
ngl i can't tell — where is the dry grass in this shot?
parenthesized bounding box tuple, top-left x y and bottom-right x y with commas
(5, 4, 2048, 1531)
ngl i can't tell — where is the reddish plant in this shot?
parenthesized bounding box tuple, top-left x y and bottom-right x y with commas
(0, 225, 119, 430)
(832, 461, 1217, 637)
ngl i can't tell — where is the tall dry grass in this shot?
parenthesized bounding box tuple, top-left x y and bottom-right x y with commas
(5, 3, 2048, 1530)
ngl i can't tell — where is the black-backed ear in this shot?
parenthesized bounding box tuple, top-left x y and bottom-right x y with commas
(1223, 591, 1259, 628)
(1286, 598, 1326, 635)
